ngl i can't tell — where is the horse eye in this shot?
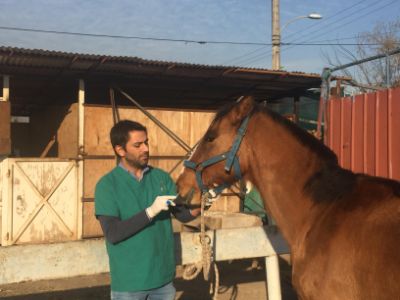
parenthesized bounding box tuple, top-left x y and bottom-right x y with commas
(206, 134, 216, 142)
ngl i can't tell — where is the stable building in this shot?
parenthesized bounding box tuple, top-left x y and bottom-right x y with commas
(0, 46, 322, 246)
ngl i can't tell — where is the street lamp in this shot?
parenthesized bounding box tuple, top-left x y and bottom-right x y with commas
(281, 13, 322, 32)
(271, 9, 323, 70)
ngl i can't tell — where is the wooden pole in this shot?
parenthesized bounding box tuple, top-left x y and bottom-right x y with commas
(271, 0, 281, 70)
(0, 75, 11, 156)
(77, 79, 85, 240)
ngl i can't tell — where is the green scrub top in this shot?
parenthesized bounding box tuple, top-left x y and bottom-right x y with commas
(95, 166, 176, 292)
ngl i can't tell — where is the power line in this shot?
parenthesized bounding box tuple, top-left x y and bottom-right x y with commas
(222, 30, 400, 65)
(232, 0, 394, 66)
(0, 25, 268, 45)
(284, 0, 398, 47)
(285, 42, 399, 46)
(240, 0, 398, 67)
(227, 0, 370, 66)
(279, 0, 398, 56)
(240, 0, 394, 66)
(0, 25, 392, 47)
(221, 46, 268, 65)
(302, 31, 400, 44)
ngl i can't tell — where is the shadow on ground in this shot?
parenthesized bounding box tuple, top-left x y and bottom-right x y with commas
(0, 286, 110, 300)
(0, 258, 297, 300)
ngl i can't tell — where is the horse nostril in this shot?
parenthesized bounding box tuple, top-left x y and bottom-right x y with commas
(174, 188, 196, 207)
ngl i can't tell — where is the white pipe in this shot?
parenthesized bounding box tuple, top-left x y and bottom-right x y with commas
(265, 254, 282, 300)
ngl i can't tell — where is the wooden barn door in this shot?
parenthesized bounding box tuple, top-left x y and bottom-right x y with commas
(1, 159, 78, 245)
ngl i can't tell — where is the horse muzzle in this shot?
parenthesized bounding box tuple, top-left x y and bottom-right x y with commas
(175, 188, 196, 207)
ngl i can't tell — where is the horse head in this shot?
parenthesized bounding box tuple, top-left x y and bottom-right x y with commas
(176, 96, 255, 208)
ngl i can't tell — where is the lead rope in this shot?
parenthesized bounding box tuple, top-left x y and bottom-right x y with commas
(182, 193, 220, 300)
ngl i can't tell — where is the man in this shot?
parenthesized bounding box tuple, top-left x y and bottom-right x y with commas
(95, 120, 199, 300)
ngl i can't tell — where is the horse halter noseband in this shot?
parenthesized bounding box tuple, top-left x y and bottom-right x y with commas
(184, 115, 251, 196)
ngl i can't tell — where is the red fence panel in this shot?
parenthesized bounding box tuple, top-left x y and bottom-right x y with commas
(364, 92, 376, 175)
(325, 86, 400, 181)
(389, 88, 400, 180)
(351, 94, 364, 173)
(375, 90, 389, 178)
(341, 97, 352, 169)
(328, 98, 342, 163)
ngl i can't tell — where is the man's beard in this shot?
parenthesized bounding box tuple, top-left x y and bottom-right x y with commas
(125, 154, 149, 169)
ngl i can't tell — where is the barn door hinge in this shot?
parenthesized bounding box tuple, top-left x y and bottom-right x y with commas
(6, 169, 11, 178)
(5, 232, 9, 241)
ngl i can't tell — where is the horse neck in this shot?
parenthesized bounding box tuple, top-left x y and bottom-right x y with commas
(245, 113, 325, 246)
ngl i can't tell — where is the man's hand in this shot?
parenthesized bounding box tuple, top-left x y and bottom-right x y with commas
(146, 195, 176, 219)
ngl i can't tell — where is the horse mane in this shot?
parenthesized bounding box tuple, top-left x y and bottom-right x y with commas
(258, 105, 338, 163)
(249, 104, 359, 202)
(213, 100, 400, 203)
(213, 101, 238, 123)
(211, 100, 338, 163)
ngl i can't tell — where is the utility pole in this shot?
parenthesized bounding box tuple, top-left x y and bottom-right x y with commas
(271, 0, 280, 70)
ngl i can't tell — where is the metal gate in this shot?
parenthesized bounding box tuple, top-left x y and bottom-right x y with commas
(1, 158, 78, 246)
(325, 86, 400, 181)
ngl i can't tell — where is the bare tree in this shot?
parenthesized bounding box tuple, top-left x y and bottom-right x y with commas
(323, 20, 400, 90)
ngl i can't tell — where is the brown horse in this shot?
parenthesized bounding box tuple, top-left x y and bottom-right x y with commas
(176, 96, 400, 300)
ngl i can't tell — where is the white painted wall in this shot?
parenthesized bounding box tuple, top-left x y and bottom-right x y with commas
(0, 226, 289, 286)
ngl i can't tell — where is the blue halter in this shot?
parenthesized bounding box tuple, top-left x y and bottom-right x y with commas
(184, 115, 250, 196)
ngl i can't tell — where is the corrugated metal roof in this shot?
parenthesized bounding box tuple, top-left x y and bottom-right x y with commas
(0, 45, 321, 78)
(0, 45, 325, 113)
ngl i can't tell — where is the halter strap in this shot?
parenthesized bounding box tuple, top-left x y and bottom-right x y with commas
(225, 115, 250, 171)
(184, 115, 250, 195)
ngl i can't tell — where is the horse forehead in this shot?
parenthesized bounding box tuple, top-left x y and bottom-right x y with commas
(188, 143, 199, 160)
(178, 144, 199, 176)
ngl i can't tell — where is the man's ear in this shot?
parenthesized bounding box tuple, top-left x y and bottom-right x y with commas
(229, 96, 255, 124)
(114, 145, 126, 157)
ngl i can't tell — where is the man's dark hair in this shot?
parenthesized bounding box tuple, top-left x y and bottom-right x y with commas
(110, 120, 147, 151)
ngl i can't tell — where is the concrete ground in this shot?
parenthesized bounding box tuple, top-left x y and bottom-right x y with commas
(0, 258, 297, 300)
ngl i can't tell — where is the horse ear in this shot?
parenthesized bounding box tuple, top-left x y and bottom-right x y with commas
(230, 96, 255, 124)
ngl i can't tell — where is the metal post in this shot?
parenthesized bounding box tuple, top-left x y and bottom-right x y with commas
(265, 254, 282, 300)
(385, 53, 391, 88)
(330, 47, 400, 73)
(271, 0, 280, 70)
(317, 68, 331, 139)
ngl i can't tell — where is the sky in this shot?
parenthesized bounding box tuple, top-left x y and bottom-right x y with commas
(0, 0, 399, 74)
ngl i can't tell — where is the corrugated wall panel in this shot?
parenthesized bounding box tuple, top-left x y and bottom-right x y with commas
(364, 92, 376, 175)
(325, 86, 400, 181)
(340, 97, 352, 169)
(389, 88, 400, 180)
(375, 90, 389, 178)
(351, 94, 364, 173)
(330, 98, 342, 163)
